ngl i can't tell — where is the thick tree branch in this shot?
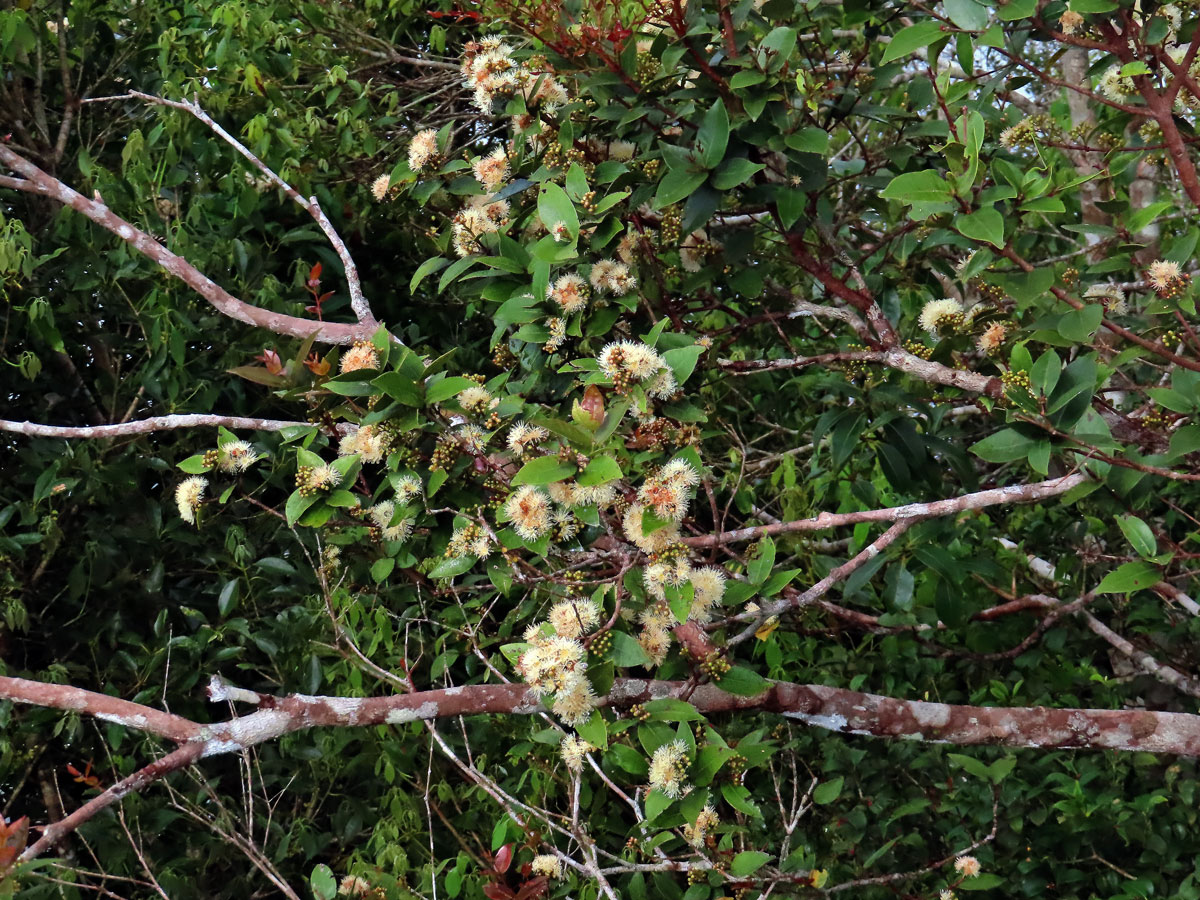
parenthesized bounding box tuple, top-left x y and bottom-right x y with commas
(0, 414, 307, 440)
(0, 144, 372, 344)
(13, 666, 1200, 861)
(719, 349, 1002, 397)
(685, 473, 1088, 548)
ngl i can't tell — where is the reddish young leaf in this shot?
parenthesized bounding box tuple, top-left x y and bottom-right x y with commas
(482, 884, 515, 900)
(494, 843, 513, 874)
(0, 816, 28, 870)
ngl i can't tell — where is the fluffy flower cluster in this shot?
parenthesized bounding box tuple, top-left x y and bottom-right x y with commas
(393, 474, 423, 504)
(589, 258, 637, 295)
(597, 340, 677, 398)
(507, 421, 549, 455)
(370, 174, 391, 201)
(688, 566, 727, 624)
(1147, 258, 1187, 295)
(560, 735, 592, 772)
(622, 502, 681, 554)
(683, 804, 719, 846)
(1084, 283, 1128, 315)
(457, 385, 498, 415)
(1097, 65, 1136, 101)
(954, 856, 981, 877)
(407, 128, 439, 172)
(461, 36, 569, 115)
(338, 875, 372, 897)
(679, 229, 721, 273)
(547, 481, 617, 509)
(638, 459, 699, 521)
(504, 485, 553, 540)
(369, 500, 414, 543)
(451, 195, 510, 257)
(339, 424, 390, 464)
(446, 523, 493, 558)
(517, 629, 596, 727)
(530, 855, 564, 879)
(648, 740, 691, 799)
(975, 321, 1007, 354)
(216, 440, 260, 473)
(340, 342, 380, 374)
(547, 273, 589, 314)
(175, 476, 207, 525)
(472, 146, 509, 192)
(548, 598, 601, 639)
(918, 298, 964, 335)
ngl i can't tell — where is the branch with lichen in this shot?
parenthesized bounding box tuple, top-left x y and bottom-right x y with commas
(0, 414, 308, 439)
(0, 144, 373, 344)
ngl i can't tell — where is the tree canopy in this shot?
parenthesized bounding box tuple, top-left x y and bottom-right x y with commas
(4, 0, 1200, 898)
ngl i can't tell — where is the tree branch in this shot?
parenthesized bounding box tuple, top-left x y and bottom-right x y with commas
(0, 414, 308, 440)
(0, 144, 373, 344)
(123, 91, 377, 327)
(685, 473, 1088, 548)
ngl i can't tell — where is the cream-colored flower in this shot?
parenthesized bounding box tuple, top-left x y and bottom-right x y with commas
(622, 502, 681, 553)
(648, 740, 690, 798)
(548, 599, 601, 638)
(340, 342, 380, 374)
(217, 440, 260, 473)
(1097, 65, 1135, 101)
(918, 298, 964, 335)
(504, 485, 553, 540)
(370, 174, 391, 201)
(339, 424, 390, 463)
(393, 474, 423, 503)
(175, 476, 207, 525)
(1059, 9, 1084, 35)
(408, 128, 439, 171)
(560, 735, 592, 771)
(639, 623, 671, 666)
(339, 875, 372, 896)
(369, 500, 413, 542)
(954, 855, 981, 878)
(507, 421, 549, 454)
(975, 322, 1008, 354)
(457, 385, 497, 415)
(552, 672, 597, 727)
(530, 855, 563, 879)
(473, 146, 509, 191)
(589, 259, 637, 295)
(1147, 258, 1183, 292)
(689, 567, 726, 623)
(548, 273, 589, 314)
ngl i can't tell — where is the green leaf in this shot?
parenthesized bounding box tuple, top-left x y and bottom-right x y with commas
(711, 158, 764, 190)
(1095, 561, 1161, 594)
(576, 709, 608, 749)
(721, 783, 763, 817)
(944, 0, 989, 30)
(371, 557, 395, 583)
(813, 776, 844, 805)
(372, 371, 424, 406)
(1057, 305, 1103, 343)
(511, 456, 576, 485)
(537, 182, 579, 239)
(177, 454, 211, 474)
(427, 376, 480, 404)
(609, 630, 651, 667)
(1116, 515, 1158, 559)
(662, 345, 704, 385)
(730, 851, 771, 877)
(410, 256, 449, 293)
(286, 490, 319, 526)
(1168, 423, 1200, 459)
(698, 99, 729, 169)
(577, 455, 622, 485)
(655, 168, 708, 207)
(959, 874, 1006, 890)
(747, 535, 775, 584)
(970, 428, 1039, 463)
(956, 207, 1004, 248)
(429, 556, 477, 579)
(881, 22, 947, 64)
(643, 699, 705, 722)
(717, 666, 771, 697)
(310, 864, 337, 900)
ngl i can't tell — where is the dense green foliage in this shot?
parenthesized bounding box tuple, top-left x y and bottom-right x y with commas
(4, 0, 1200, 898)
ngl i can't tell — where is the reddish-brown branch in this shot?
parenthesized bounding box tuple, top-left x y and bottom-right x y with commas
(14, 665, 1200, 861)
